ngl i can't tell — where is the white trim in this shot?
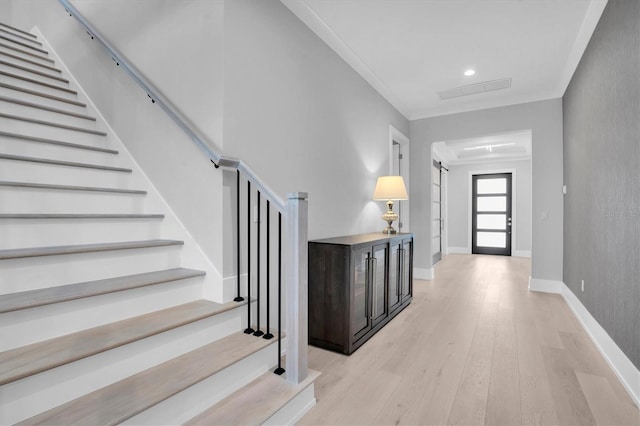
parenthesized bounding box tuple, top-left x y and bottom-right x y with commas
(557, 0, 609, 97)
(528, 277, 563, 293)
(414, 267, 434, 280)
(560, 283, 640, 407)
(389, 125, 411, 232)
(447, 246, 470, 254)
(468, 168, 518, 256)
(532, 280, 640, 407)
(513, 250, 531, 258)
(279, 0, 410, 119)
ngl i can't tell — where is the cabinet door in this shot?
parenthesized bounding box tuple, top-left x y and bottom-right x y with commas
(371, 243, 388, 326)
(352, 246, 372, 341)
(388, 242, 402, 313)
(400, 238, 413, 303)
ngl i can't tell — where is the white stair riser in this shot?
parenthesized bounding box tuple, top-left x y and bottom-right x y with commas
(0, 33, 42, 48)
(0, 64, 66, 88)
(0, 188, 147, 214)
(0, 219, 167, 251)
(0, 307, 243, 425)
(0, 46, 54, 68)
(0, 86, 85, 112)
(0, 131, 120, 154)
(0, 73, 75, 99)
(0, 101, 100, 130)
(0, 139, 120, 165)
(1, 118, 105, 143)
(0, 275, 205, 352)
(123, 342, 280, 425)
(264, 384, 317, 426)
(0, 161, 132, 188)
(0, 246, 185, 293)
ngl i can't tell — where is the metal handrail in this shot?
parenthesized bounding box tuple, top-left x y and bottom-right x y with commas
(58, 0, 286, 212)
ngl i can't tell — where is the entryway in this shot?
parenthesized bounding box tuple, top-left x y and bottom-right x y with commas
(471, 172, 512, 256)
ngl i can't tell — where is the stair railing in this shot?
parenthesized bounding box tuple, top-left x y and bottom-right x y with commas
(59, 0, 308, 384)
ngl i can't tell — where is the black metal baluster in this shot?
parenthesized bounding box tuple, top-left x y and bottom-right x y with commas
(244, 180, 254, 334)
(264, 200, 274, 339)
(234, 170, 244, 302)
(254, 191, 264, 337)
(274, 212, 285, 375)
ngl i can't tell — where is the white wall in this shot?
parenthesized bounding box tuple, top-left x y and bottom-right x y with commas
(7, 0, 226, 283)
(410, 99, 563, 281)
(223, 0, 410, 241)
(446, 160, 532, 256)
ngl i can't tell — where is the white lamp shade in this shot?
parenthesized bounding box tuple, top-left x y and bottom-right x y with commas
(373, 176, 408, 200)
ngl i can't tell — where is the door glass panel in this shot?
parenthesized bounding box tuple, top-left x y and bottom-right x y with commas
(477, 196, 506, 212)
(373, 247, 386, 320)
(477, 232, 506, 248)
(432, 219, 441, 237)
(477, 214, 506, 230)
(477, 178, 506, 194)
(432, 236, 441, 253)
(432, 166, 440, 185)
(432, 184, 440, 200)
(353, 251, 369, 334)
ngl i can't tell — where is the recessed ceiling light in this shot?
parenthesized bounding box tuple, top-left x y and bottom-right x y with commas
(464, 69, 475, 76)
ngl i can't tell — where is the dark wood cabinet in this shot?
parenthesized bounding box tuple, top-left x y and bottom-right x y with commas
(308, 233, 413, 354)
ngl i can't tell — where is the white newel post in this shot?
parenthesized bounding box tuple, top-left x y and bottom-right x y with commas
(285, 192, 309, 384)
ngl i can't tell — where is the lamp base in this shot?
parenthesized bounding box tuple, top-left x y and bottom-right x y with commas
(382, 226, 397, 235)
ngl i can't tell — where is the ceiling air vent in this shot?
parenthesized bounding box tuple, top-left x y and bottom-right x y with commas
(438, 78, 512, 100)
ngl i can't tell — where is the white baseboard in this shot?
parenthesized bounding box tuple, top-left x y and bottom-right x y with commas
(414, 267, 434, 280)
(528, 277, 563, 293)
(560, 283, 640, 407)
(530, 279, 640, 407)
(513, 250, 531, 258)
(447, 247, 470, 254)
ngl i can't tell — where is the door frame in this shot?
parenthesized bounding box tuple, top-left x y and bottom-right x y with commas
(389, 125, 410, 232)
(467, 168, 517, 256)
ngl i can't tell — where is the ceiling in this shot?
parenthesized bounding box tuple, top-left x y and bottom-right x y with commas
(281, 0, 607, 120)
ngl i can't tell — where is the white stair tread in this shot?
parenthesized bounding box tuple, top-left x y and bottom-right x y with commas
(0, 180, 144, 194)
(0, 267, 204, 314)
(0, 51, 61, 73)
(0, 82, 85, 106)
(0, 59, 67, 83)
(0, 34, 48, 54)
(0, 22, 37, 40)
(0, 28, 41, 46)
(0, 95, 95, 120)
(0, 42, 53, 63)
(0, 239, 184, 260)
(186, 369, 320, 426)
(0, 70, 75, 94)
(0, 153, 129, 172)
(0, 131, 117, 154)
(19, 331, 273, 425)
(0, 113, 106, 135)
(0, 298, 249, 386)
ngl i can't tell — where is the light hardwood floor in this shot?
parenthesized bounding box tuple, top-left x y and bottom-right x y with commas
(299, 254, 639, 425)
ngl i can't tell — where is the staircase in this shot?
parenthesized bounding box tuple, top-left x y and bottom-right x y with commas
(0, 21, 316, 425)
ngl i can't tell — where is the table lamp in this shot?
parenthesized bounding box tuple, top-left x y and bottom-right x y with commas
(373, 175, 408, 234)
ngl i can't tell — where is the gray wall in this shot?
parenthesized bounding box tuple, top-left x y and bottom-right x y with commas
(223, 0, 409, 241)
(446, 159, 532, 255)
(563, 0, 639, 368)
(410, 99, 563, 280)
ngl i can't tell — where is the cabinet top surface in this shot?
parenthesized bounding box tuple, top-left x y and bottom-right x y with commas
(310, 232, 413, 246)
